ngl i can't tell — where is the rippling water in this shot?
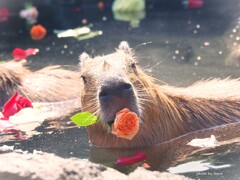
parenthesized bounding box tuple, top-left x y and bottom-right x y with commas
(1, 0, 240, 179)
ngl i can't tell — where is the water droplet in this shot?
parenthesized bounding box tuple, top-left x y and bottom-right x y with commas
(102, 16, 107, 21)
(230, 34, 234, 38)
(233, 42, 238, 46)
(181, 56, 185, 60)
(69, 51, 73, 54)
(172, 56, 176, 60)
(204, 42, 210, 46)
(233, 29, 237, 33)
(61, 50, 65, 54)
(193, 30, 198, 34)
(197, 56, 201, 61)
(218, 51, 223, 55)
(175, 50, 179, 54)
(194, 62, 198, 66)
(196, 24, 200, 29)
(63, 45, 68, 49)
(165, 40, 169, 44)
(236, 37, 240, 41)
(89, 23, 94, 28)
(46, 47, 51, 51)
(82, 19, 87, 24)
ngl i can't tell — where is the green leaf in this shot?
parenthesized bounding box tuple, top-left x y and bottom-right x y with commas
(76, 31, 103, 41)
(70, 112, 99, 126)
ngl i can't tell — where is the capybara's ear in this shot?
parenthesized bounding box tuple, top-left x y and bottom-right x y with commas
(16, 59, 27, 65)
(8, 59, 27, 66)
(79, 52, 90, 68)
(119, 41, 131, 54)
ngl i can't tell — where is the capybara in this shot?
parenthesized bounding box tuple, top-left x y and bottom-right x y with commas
(0, 60, 82, 107)
(79, 41, 240, 148)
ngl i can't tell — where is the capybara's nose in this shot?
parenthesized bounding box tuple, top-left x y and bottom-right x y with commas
(99, 81, 133, 103)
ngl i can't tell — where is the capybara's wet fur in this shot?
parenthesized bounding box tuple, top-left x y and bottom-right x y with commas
(0, 60, 82, 107)
(80, 41, 240, 148)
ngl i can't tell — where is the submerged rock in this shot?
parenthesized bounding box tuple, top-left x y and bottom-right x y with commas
(0, 151, 191, 180)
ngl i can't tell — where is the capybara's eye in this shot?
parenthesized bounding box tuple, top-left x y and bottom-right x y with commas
(81, 75, 87, 84)
(130, 63, 136, 69)
(130, 63, 138, 75)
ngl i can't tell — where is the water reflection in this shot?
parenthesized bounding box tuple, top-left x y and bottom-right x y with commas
(89, 122, 240, 177)
(2, 116, 240, 178)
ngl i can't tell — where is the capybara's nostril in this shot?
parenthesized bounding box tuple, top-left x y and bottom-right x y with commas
(99, 91, 108, 98)
(99, 81, 134, 103)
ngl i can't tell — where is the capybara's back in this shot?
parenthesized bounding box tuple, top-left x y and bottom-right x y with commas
(0, 61, 82, 107)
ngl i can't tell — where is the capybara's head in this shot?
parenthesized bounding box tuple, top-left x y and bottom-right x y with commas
(79, 41, 182, 148)
(80, 42, 142, 125)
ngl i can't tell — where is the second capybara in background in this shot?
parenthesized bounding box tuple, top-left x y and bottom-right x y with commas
(0, 60, 82, 107)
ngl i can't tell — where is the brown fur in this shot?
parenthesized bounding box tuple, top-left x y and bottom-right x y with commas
(0, 60, 82, 108)
(80, 42, 240, 148)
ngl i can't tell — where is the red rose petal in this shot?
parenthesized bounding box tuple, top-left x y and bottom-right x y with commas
(116, 151, 147, 165)
(2, 93, 32, 118)
(189, 0, 204, 8)
(13, 48, 39, 60)
(14, 132, 28, 140)
(25, 48, 39, 56)
(13, 48, 27, 60)
(0, 7, 10, 22)
(2, 93, 19, 118)
(18, 97, 33, 108)
(98, 2, 104, 11)
(30, 24, 47, 40)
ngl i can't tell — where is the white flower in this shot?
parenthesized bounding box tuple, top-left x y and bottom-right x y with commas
(19, 6, 38, 24)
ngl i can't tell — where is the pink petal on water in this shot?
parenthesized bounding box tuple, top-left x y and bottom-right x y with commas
(25, 48, 39, 56)
(116, 151, 147, 165)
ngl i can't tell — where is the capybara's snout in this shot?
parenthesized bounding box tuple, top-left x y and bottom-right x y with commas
(98, 77, 139, 123)
(99, 79, 134, 105)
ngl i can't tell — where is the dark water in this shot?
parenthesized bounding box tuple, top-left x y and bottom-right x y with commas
(1, 0, 240, 179)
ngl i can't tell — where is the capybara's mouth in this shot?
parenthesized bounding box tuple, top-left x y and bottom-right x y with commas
(102, 107, 141, 127)
(107, 120, 115, 127)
